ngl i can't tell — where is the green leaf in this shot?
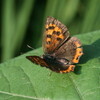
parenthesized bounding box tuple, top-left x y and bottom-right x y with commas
(0, 30, 100, 100)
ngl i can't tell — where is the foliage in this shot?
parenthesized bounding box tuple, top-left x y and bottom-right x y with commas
(0, 0, 100, 99)
(0, 31, 100, 100)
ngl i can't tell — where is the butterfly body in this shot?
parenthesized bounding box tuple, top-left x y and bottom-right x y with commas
(43, 54, 71, 72)
(26, 16, 83, 73)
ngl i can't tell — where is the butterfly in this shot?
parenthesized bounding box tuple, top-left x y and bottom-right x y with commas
(26, 16, 83, 73)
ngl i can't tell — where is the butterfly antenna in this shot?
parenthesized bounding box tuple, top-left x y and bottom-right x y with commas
(27, 44, 35, 50)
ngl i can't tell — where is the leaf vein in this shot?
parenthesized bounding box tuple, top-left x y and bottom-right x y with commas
(67, 74, 84, 100)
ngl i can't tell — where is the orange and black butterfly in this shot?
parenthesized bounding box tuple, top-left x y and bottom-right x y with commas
(26, 16, 83, 73)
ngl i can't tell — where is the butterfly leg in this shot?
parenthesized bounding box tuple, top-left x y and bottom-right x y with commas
(59, 65, 75, 73)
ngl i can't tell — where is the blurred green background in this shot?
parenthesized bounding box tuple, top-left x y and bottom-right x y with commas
(1, 0, 100, 63)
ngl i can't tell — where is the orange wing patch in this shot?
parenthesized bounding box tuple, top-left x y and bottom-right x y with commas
(72, 48, 83, 63)
(60, 65, 75, 73)
(45, 24, 67, 53)
(43, 16, 70, 54)
(72, 40, 83, 63)
(45, 24, 64, 52)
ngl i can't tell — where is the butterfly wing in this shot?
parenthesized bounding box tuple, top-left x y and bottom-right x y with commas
(54, 37, 83, 64)
(26, 56, 49, 67)
(43, 16, 70, 54)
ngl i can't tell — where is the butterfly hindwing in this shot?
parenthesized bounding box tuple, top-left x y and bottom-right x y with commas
(26, 56, 48, 67)
(54, 37, 83, 64)
(43, 16, 70, 54)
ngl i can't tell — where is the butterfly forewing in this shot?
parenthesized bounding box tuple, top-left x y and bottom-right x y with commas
(43, 16, 70, 54)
